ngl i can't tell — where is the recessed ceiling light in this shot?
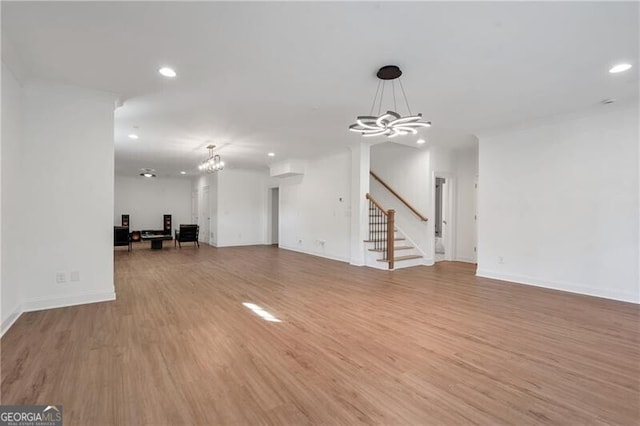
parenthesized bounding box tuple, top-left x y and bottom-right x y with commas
(416, 139, 426, 144)
(159, 67, 177, 77)
(609, 63, 632, 74)
(128, 134, 139, 139)
(268, 152, 275, 157)
(180, 171, 186, 175)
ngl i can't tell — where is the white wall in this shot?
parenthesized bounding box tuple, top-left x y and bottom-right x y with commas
(217, 169, 268, 246)
(21, 80, 117, 308)
(454, 146, 479, 263)
(478, 102, 639, 303)
(370, 143, 431, 262)
(114, 175, 191, 231)
(192, 169, 269, 247)
(279, 151, 351, 261)
(1, 62, 24, 332)
(1, 74, 117, 334)
(370, 142, 479, 265)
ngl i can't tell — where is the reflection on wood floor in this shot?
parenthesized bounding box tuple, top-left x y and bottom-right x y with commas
(2, 244, 639, 425)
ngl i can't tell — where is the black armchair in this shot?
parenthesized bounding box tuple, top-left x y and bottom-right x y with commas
(114, 226, 132, 251)
(175, 224, 199, 248)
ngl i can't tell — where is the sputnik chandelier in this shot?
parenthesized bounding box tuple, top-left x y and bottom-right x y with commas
(349, 65, 431, 138)
(198, 144, 225, 173)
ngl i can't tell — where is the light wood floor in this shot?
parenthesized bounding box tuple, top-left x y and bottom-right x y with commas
(2, 244, 639, 425)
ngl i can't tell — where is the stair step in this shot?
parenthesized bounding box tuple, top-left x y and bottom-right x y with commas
(377, 255, 423, 263)
(364, 237, 406, 242)
(368, 245, 414, 252)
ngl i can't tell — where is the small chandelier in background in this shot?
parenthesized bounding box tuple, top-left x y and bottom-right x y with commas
(198, 144, 225, 173)
(349, 65, 431, 138)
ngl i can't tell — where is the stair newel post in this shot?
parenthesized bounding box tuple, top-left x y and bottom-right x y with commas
(387, 209, 395, 270)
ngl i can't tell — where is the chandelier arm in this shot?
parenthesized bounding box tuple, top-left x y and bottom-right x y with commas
(398, 78, 413, 116)
(405, 121, 432, 128)
(353, 127, 388, 134)
(369, 79, 382, 116)
(356, 117, 382, 130)
(362, 129, 389, 137)
(387, 128, 403, 138)
(387, 115, 422, 126)
(375, 112, 395, 128)
(393, 126, 418, 134)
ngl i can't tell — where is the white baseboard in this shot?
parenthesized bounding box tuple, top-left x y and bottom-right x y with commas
(455, 257, 477, 264)
(476, 269, 639, 304)
(278, 245, 349, 264)
(1, 305, 23, 338)
(2, 290, 116, 337)
(22, 290, 116, 312)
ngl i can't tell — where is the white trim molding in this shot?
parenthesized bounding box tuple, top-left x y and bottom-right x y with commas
(1, 305, 23, 337)
(22, 290, 116, 312)
(477, 269, 639, 304)
(279, 245, 349, 264)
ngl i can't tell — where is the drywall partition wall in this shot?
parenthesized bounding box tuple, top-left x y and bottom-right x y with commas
(18, 80, 117, 310)
(454, 145, 479, 263)
(349, 142, 370, 266)
(478, 102, 639, 303)
(370, 143, 431, 262)
(279, 151, 351, 262)
(216, 169, 268, 247)
(1, 62, 24, 333)
(115, 175, 191, 231)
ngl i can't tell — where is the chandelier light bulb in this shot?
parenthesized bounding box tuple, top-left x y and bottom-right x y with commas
(199, 145, 224, 173)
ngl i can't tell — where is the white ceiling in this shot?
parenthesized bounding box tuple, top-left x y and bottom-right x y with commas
(3, 1, 638, 177)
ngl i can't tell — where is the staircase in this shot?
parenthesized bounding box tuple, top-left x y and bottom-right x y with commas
(364, 193, 424, 270)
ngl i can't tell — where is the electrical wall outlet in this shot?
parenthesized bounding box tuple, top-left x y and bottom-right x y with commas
(70, 271, 80, 282)
(56, 272, 66, 284)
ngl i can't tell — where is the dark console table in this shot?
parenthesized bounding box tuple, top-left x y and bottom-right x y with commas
(141, 233, 172, 249)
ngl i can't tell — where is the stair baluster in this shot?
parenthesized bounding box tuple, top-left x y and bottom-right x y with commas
(366, 193, 394, 270)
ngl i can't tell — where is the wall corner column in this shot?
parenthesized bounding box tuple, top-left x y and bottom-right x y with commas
(349, 142, 370, 266)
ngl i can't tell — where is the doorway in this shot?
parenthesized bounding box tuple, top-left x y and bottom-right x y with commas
(270, 188, 279, 245)
(434, 175, 455, 262)
(435, 177, 446, 262)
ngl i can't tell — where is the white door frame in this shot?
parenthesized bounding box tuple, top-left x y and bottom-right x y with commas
(433, 172, 456, 261)
(266, 185, 280, 245)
